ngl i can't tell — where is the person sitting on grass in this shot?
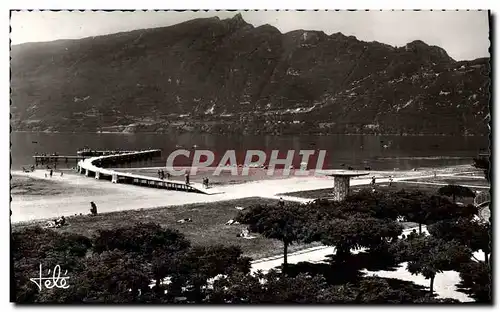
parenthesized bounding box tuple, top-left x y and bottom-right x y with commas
(54, 216, 66, 228)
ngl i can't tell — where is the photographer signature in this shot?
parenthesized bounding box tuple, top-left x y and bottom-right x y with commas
(29, 264, 70, 291)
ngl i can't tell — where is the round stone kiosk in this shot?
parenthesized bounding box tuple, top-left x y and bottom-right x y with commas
(324, 171, 370, 201)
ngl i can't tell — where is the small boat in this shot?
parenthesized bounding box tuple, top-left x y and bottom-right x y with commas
(31, 141, 38, 144)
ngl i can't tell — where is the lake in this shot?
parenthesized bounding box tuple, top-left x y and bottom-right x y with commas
(10, 132, 489, 171)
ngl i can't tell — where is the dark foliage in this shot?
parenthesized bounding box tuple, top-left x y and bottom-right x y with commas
(473, 157, 491, 183)
(395, 191, 478, 233)
(12, 227, 92, 303)
(92, 222, 191, 259)
(456, 261, 492, 303)
(209, 271, 459, 303)
(309, 214, 403, 259)
(437, 185, 476, 203)
(429, 218, 491, 263)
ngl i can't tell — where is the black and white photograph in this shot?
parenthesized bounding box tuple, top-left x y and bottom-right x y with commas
(9, 8, 492, 304)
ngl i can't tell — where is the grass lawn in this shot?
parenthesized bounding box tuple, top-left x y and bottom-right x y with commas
(12, 197, 321, 261)
(10, 175, 64, 196)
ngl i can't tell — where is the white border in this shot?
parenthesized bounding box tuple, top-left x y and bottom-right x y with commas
(2, 1, 498, 311)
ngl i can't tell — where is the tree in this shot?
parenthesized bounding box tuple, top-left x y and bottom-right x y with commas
(237, 203, 308, 272)
(309, 213, 403, 260)
(429, 218, 491, 263)
(437, 184, 476, 204)
(396, 191, 477, 234)
(93, 222, 192, 293)
(12, 227, 92, 303)
(54, 250, 153, 303)
(392, 234, 472, 295)
(340, 189, 404, 220)
(167, 245, 251, 303)
(93, 222, 191, 260)
(456, 261, 492, 303)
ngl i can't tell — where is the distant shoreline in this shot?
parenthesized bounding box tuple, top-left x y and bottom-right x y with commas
(10, 130, 488, 137)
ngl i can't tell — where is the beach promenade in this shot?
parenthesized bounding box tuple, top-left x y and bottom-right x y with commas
(11, 164, 479, 222)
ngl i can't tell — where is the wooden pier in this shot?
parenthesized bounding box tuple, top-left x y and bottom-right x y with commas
(76, 149, 220, 195)
(33, 149, 162, 165)
(34, 155, 87, 164)
(77, 150, 148, 157)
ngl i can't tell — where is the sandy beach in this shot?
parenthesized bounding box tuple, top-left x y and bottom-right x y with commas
(11, 164, 479, 223)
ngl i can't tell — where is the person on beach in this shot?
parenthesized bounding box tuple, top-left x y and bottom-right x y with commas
(44, 173, 47, 178)
(185, 173, 190, 185)
(49, 169, 53, 178)
(60, 171, 64, 177)
(90, 201, 98, 216)
(157, 170, 161, 179)
(205, 177, 209, 188)
(371, 176, 376, 186)
(389, 176, 393, 186)
(166, 172, 171, 180)
(279, 197, 285, 207)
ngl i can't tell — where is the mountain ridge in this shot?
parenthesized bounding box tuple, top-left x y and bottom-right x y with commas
(11, 14, 490, 136)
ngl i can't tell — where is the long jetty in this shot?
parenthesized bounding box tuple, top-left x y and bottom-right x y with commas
(76, 150, 220, 195)
(34, 150, 143, 164)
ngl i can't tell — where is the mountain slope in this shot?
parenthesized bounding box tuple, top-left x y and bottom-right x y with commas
(10, 14, 490, 135)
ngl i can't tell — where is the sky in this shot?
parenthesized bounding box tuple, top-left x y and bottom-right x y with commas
(10, 10, 490, 61)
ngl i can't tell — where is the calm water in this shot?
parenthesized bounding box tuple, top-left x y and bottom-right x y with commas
(10, 132, 489, 171)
